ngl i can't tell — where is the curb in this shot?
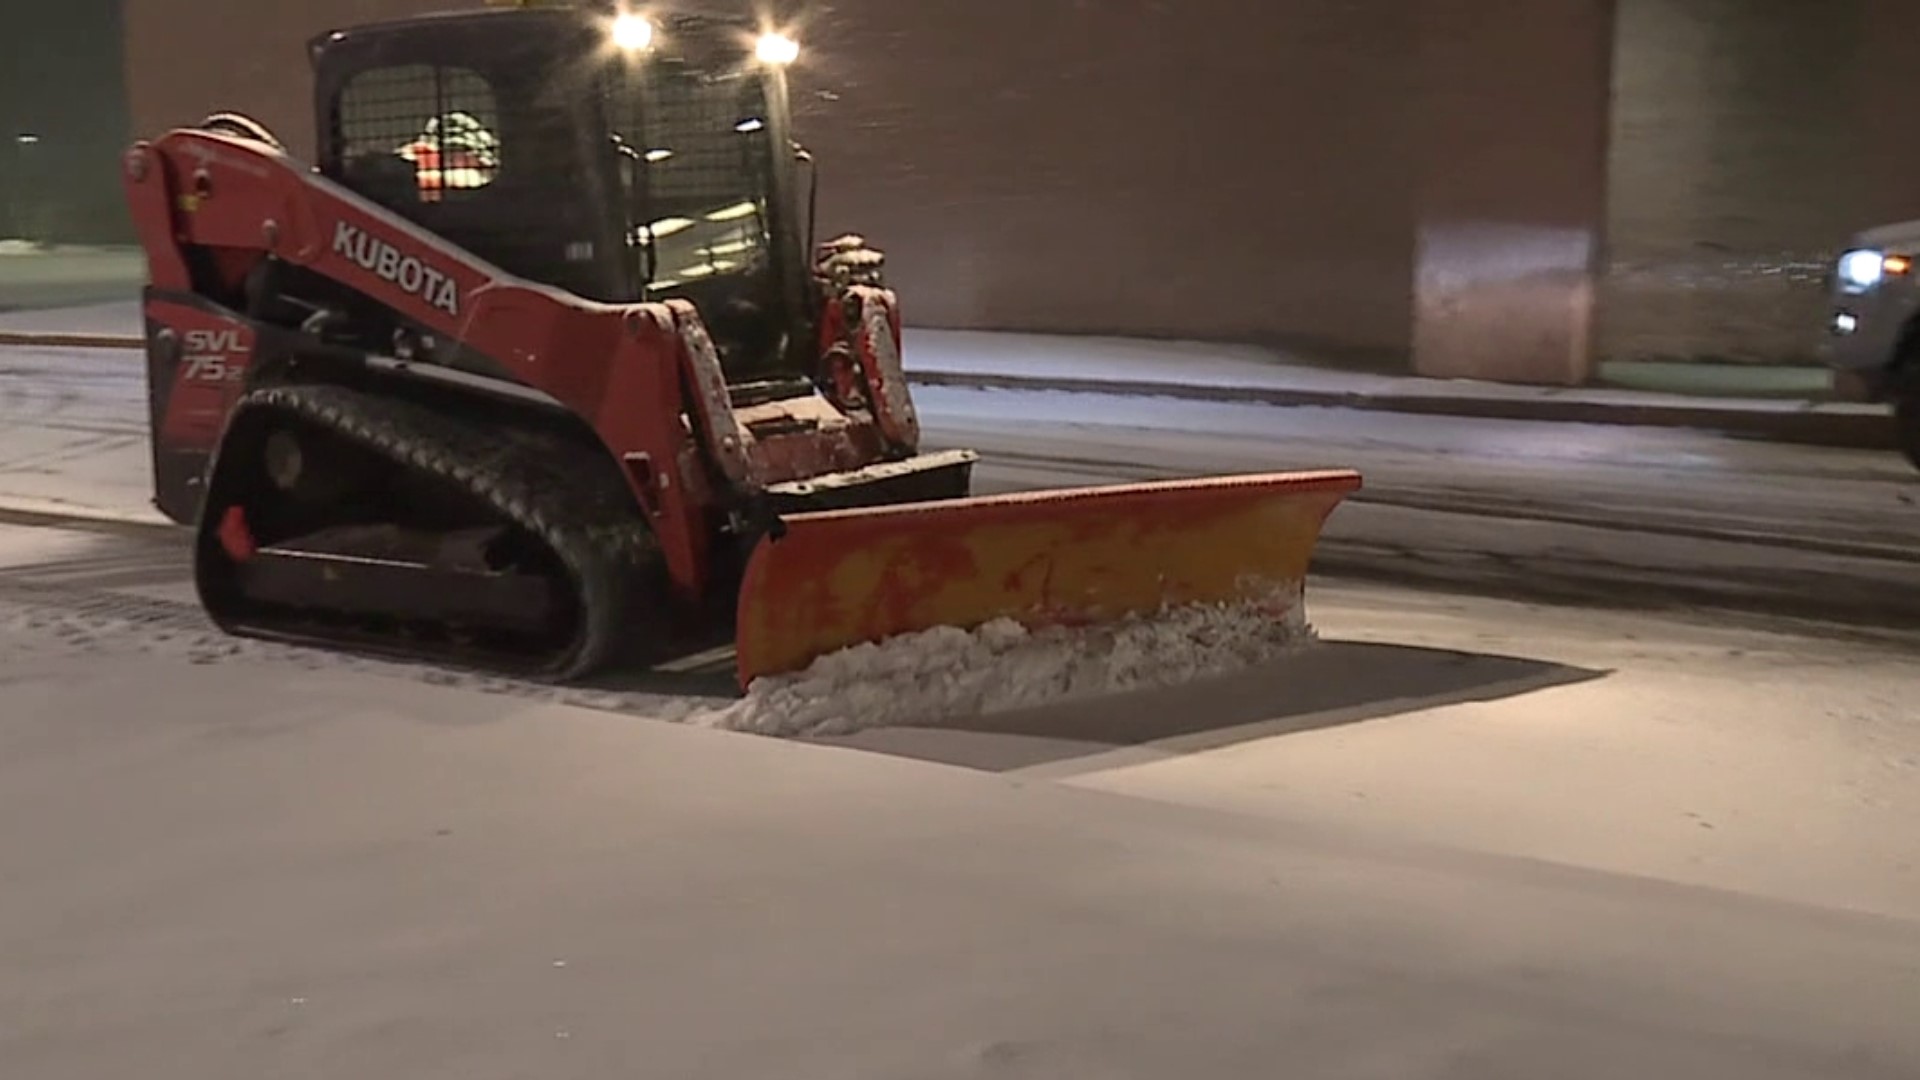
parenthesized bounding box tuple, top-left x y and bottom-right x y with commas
(0, 331, 148, 350)
(1, 330, 1894, 452)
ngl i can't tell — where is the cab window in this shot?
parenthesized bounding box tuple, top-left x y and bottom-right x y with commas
(337, 64, 502, 204)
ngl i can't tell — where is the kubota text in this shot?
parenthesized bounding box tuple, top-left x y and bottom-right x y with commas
(332, 220, 462, 317)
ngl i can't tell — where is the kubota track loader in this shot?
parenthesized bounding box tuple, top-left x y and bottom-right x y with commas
(122, 2, 1361, 687)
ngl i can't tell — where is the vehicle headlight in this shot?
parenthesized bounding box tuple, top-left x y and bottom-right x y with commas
(610, 12, 654, 52)
(1839, 248, 1888, 291)
(756, 32, 800, 65)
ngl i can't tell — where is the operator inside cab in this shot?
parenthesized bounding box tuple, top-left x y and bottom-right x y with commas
(396, 112, 501, 202)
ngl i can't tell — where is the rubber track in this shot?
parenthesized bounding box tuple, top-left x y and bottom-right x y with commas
(215, 383, 659, 681)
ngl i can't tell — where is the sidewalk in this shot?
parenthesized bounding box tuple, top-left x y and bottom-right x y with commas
(0, 300, 1894, 451)
(0, 248, 146, 314)
(905, 331, 1891, 451)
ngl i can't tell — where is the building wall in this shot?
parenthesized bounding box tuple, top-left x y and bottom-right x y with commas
(124, 0, 1427, 360)
(1602, 0, 1920, 366)
(124, 0, 449, 155)
(784, 0, 1418, 359)
(122, 0, 1623, 378)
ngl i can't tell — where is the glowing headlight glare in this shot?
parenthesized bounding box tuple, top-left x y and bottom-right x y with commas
(756, 32, 800, 65)
(706, 200, 759, 222)
(1839, 248, 1886, 290)
(643, 216, 694, 238)
(611, 12, 654, 51)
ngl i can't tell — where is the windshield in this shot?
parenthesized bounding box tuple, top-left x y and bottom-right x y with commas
(607, 63, 778, 300)
(604, 59, 794, 377)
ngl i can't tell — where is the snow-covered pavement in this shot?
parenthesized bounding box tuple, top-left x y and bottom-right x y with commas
(9, 670, 1919, 1080)
(987, 583, 1920, 922)
(3, 512, 1919, 1077)
(4, 346, 1908, 934)
(3, 340, 1919, 1073)
(0, 346, 156, 521)
(3, 514, 1916, 921)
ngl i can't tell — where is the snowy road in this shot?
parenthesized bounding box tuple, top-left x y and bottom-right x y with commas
(3, 344, 1919, 1075)
(2, 343, 1917, 631)
(0, 347, 152, 519)
(3, 513, 1917, 920)
(2, 513, 1918, 1077)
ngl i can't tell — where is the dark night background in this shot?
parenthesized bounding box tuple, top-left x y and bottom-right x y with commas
(0, 0, 132, 243)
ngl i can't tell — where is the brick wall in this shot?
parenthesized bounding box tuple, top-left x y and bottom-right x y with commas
(1601, 0, 1920, 366)
(124, 0, 448, 155)
(783, 0, 1418, 357)
(124, 0, 1422, 358)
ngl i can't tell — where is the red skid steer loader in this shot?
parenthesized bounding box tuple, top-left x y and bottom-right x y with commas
(122, 2, 1360, 688)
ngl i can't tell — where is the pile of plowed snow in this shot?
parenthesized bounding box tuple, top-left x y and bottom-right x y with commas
(688, 593, 1316, 738)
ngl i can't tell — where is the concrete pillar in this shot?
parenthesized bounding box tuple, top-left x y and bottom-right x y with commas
(1410, 0, 1616, 385)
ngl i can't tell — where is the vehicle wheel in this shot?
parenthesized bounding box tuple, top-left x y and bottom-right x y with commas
(1896, 395, 1920, 472)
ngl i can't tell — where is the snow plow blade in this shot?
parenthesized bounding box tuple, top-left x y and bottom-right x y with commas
(733, 469, 1363, 687)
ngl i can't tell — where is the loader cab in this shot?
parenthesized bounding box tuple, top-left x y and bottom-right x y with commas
(309, 6, 812, 379)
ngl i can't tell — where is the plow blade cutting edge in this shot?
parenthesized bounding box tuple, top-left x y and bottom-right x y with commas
(733, 469, 1363, 687)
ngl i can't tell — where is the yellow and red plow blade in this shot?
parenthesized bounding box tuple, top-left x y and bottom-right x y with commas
(733, 469, 1363, 687)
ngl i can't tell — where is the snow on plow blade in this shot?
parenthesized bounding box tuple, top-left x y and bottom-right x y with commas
(733, 469, 1363, 687)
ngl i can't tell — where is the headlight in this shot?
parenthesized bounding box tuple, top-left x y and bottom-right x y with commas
(756, 32, 800, 65)
(1839, 248, 1888, 291)
(611, 12, 654, 52)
